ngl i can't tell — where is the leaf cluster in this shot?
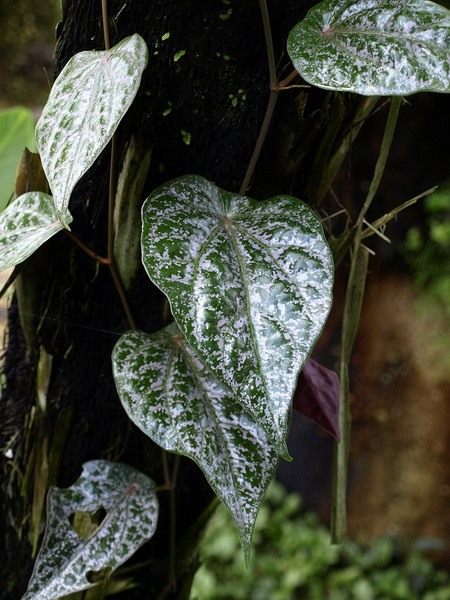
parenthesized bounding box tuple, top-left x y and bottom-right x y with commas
(0, 0, 448, 597)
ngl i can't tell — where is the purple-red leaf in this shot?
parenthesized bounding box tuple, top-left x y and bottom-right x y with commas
(293, 359, 340, 439)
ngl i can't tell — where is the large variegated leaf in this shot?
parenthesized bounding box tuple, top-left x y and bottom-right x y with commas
(112, 326, 278, 558)
(36, 34, 148, 223)
(141, 176, 333, 454)
(0, 192, 72, 273)
(22, 460, 158, 600)
(287, 0, 450, 96)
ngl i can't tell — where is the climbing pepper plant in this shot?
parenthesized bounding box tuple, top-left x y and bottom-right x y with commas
(0, 0, 448, 597)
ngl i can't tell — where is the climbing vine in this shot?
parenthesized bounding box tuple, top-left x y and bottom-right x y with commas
(0, 0, 448, 597)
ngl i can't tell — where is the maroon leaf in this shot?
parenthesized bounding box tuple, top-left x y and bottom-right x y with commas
(293, 359, 340, 439)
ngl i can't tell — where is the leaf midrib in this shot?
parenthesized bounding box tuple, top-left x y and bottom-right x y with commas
(170, 336, 246, 521)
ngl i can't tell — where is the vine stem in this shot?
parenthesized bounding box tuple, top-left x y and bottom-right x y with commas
(315, 96, 380, 206)
(331, 96, 402, 542)
(101, 0, 111, 50)
(65, 230, 112, 265)
(169, 455, 180, 592)
(99, 0, 136, 331)
(239, 0, 278, 195)
(99, 2, 180, 589)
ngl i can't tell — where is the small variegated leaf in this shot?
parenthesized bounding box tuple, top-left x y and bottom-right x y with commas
(112, 326, 278, 559)
(0, 192, 72, 273)
(22, 460, 158, 600)
(36, 34, 148, 222)
(287, 0, 450, 96)
(141, 176, 333, 454)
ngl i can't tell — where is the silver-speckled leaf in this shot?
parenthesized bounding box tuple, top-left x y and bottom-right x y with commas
(36, 34, 148, 223)
(141, 176, 333, 454)
(22, 460, 158, 600)
(112, 326, 278, 558)
(287, 0, 450, 96)
(0, 192, 72, 273)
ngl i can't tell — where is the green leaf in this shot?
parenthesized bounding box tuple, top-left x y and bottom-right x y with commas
(36, 34, 148, 223)
(141, 176, 333, 453)
(0, 106, 36, 213)
(112, 326, 278, 558)
(22, 460, 158, 600)
(0, 192, 72, 273)
(287, 0, 450, 96)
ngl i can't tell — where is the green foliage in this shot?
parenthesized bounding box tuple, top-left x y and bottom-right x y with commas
(287, 0, 450, 96)
(403, 185, 450, 314)
(191, 483, 450, 600)
(0, 106, 35, 212)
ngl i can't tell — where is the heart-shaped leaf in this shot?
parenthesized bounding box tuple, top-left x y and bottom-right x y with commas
(293, 358, 340, 439)
(287, 0, 450, 96)
(22, 460, 158, 600)
(0, 106, 36, 213)
(0, 192, 72, 273)
(36, 34, 148, 223)
(141, 176, 333, 454)
(112, 326, 278, 559)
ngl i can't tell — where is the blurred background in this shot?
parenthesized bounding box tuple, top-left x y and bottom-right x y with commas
(0, 2, 449, 599)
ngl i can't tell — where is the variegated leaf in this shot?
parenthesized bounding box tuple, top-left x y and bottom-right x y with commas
(36, 34, 148, 223)
(22, 460, 158, 600)
(112, 326, 278, 559)
(0, 192, 72, 273)
(287, 0, 450, 96)
(141, 176, 333, 454)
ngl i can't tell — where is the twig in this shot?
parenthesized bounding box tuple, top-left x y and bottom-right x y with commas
(108, 262, 137, 330)
(65, 231, 112, 265)
(101, 0, 111, 50)
(169, 455, 180, 592)
(316, 96, 380, 206)
(331, 97, 402, 542)
(239, 0, 278, 195)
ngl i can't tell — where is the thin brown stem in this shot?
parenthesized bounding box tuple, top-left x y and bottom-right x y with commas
(239, 90, 278, 195)
(100, 0, 138, 332)
(65, 231, 111, 265)
(258, 0, 277, 89)
(101, 0, 111, 50)
(168, 455, 180, 592)
(108, 263, 137, 330)
(239, 0, 279, 195)
(276, 69, 299, 89)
